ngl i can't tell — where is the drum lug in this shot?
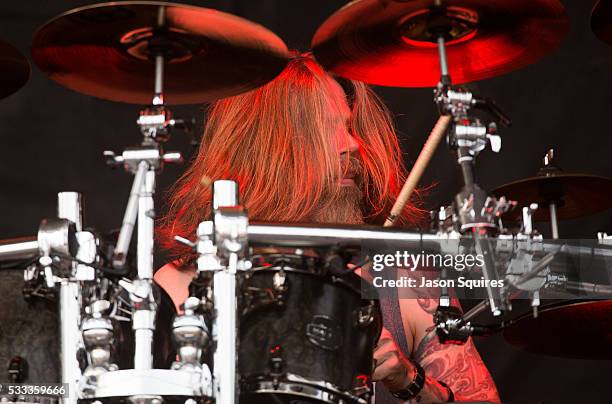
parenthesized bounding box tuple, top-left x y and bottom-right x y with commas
(80, 300, 118, 396)
(273, 270, 288, 307)
(273, 270, 286, 291)
(7, 356, 28, 383)
(269, 345, 284, 388)
(171, 297, 210, 370)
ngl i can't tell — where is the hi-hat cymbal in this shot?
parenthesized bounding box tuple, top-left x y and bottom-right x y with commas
(0, 40, 30, 99)
(31, 1, 289, 105)
(592, 0, 612, 45)
(492, 174, 612, 221)
(503, 300, 612, 360)
(312, 0, 569, 87)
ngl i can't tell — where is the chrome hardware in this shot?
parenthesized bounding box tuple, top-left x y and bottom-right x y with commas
(172, 297, 210, 371)
(81, 300, 117, 397)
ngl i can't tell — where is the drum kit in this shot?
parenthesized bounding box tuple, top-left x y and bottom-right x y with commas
(0, 0, 610, 403)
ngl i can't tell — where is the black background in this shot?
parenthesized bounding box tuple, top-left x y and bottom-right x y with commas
(0, 1, 611, 403)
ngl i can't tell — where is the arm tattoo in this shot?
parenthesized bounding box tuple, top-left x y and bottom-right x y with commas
(416, 296, 438, 315)
(413, 299, 501, 403)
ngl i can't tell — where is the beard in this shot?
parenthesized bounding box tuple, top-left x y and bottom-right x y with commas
(309, 156, 364, 225)
(310, 184, 364, 225)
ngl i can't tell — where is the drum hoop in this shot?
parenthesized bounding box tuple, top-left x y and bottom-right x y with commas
(241, 372, 370, 404)
(89, 369, 213, 399)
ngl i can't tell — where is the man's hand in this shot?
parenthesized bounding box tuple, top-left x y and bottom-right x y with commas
(372, 327, 415, 392)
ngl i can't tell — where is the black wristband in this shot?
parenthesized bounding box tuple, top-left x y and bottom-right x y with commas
(438, 380, 455, 402)
(390, 359, 426, 401)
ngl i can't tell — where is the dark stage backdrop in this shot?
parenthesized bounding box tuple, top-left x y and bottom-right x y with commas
(0, 1, 611, 403)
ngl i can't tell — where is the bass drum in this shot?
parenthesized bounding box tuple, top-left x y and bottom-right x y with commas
(239, 251, 381, 404)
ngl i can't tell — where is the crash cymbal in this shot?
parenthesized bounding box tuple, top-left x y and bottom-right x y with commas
(492, 174, 612, 221)
(503, 300, 612, 360)
(592, 0, 612, 45)
(31, 1, 289, 105)
(0, 40, 30, 99)
(312, 0, 569, 87)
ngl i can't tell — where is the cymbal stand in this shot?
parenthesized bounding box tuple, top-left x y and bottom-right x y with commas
(56, 193, 88, 403)
(428, 2, 514, 344)
(174, 180, 250, 404)
(208, 181, 250, 404)
(104, 6, 184, 371)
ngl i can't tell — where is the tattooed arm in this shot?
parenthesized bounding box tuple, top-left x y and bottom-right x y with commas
(397, 296, 501, 403)
(372, 325, 452, 403)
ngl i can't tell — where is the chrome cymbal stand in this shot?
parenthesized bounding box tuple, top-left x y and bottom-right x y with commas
(56, 193, 87, 404)
(211, 181, 250, 404)
(426, 1, 515, 343)
(176, 180, 250, 404)
(104, 6, 183, 371)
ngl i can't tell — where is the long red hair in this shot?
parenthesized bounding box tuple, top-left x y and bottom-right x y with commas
(158, 54, 422, 258)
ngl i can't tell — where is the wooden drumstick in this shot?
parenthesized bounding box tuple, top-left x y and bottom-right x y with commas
(384, 114, 452, 227)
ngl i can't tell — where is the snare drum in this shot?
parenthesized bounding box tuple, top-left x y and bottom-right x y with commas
(239, 250, 381, 404)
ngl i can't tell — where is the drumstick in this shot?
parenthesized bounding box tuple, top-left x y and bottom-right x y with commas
(384, 114, 452, 227)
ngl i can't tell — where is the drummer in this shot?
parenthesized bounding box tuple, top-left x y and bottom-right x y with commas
(155, 54, 500, 403)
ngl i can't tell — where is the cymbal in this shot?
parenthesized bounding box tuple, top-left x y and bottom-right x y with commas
(492, 174, 612, 221)
(503, 300, 612, 360)
(592, 0, 612, 45)
(31, 1, 289, 105)
(312, 0, 569, 87)
(0, 40, 30, 99)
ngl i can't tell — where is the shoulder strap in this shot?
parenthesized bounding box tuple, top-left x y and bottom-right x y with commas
(375, 268, 411, 403)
